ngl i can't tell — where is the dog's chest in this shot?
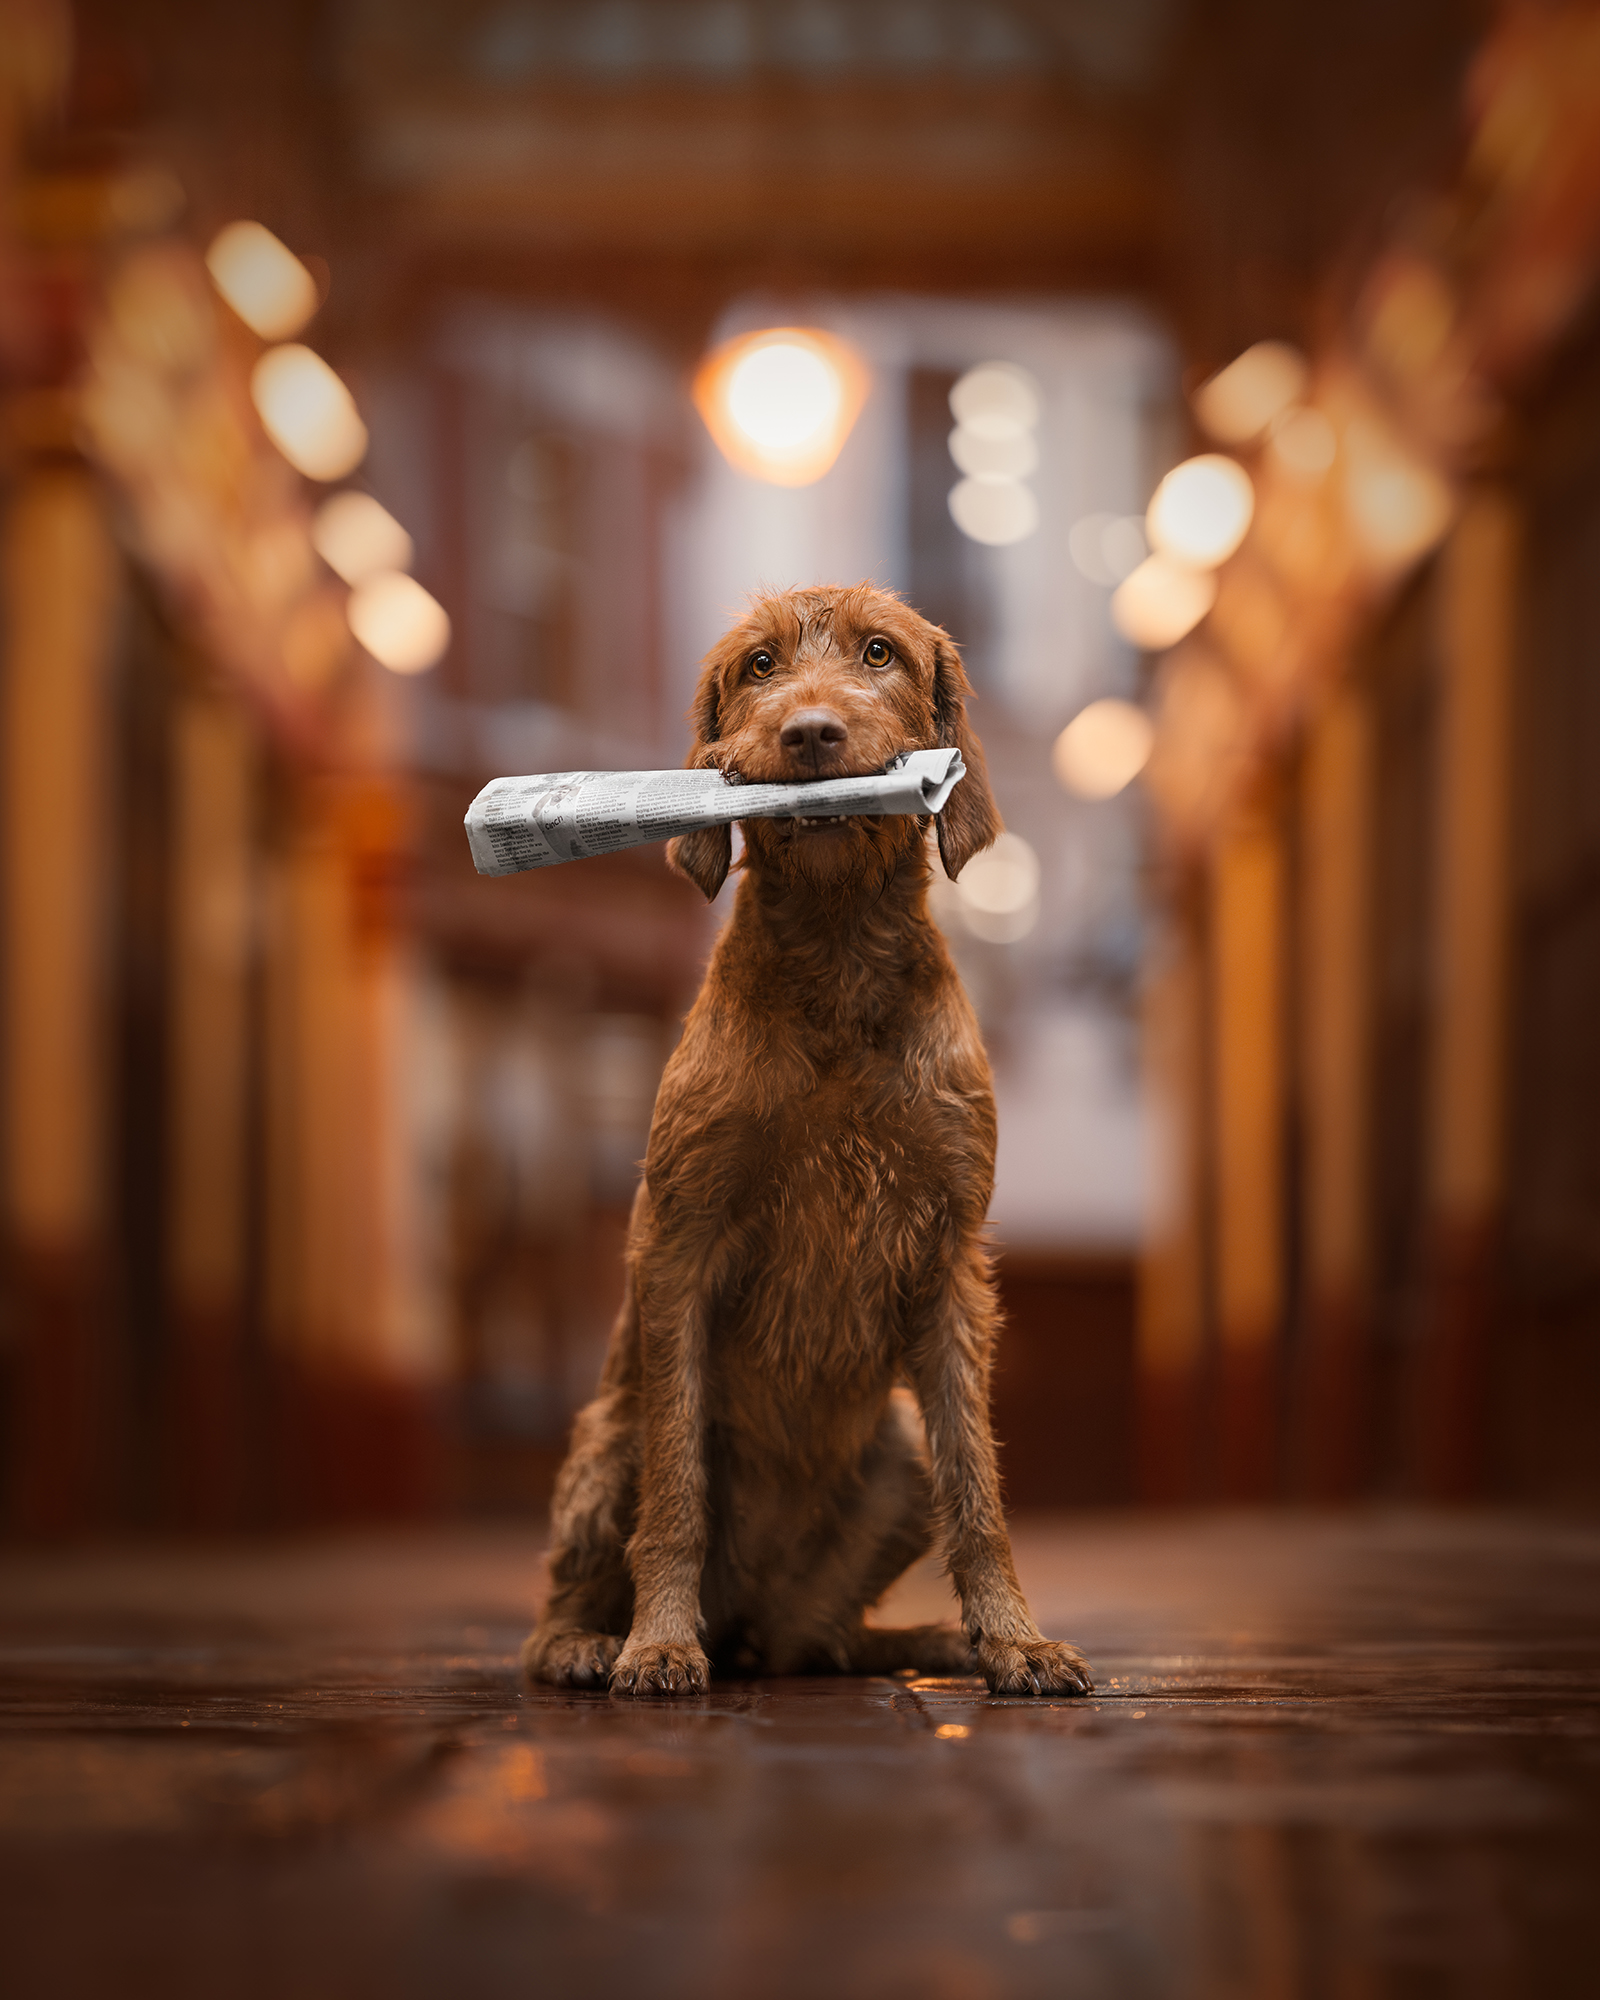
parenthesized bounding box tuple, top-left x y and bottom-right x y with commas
(735, 1065, 983, 1320)
(655, 1005, 992, 1386)
(760, 1068, 959, 1207)
(710, 1004, 995, 1237)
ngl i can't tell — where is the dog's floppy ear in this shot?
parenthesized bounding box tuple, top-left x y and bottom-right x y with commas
(667, 823, 731, 902)
(666, 656, 732, 901)
(931, 634, 1002, 881)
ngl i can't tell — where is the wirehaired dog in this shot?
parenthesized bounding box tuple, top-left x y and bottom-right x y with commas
(521, 583, 1093, 1697)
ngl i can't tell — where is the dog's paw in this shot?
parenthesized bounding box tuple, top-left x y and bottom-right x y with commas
(520, 1627, 623, 1690)
(978, 1635, 1094, 1697)
(609, 1639, 710, 1698)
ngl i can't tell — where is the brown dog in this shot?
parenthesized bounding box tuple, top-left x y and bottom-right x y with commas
(521, 583, 1093, 1698)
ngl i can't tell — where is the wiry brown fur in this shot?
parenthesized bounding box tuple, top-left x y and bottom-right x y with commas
(520, 584, 1093, 1698)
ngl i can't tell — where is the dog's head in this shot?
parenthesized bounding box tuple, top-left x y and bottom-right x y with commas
(667, 583, 1001, 900)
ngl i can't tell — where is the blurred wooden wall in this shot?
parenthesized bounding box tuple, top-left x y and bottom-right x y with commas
(1132, 3, 1600, 1506)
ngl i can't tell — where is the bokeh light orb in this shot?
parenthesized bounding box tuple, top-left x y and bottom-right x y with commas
(1069, 514, 1146, 586)
(347, 571, 450, 674)
(1271, 406, 1338, 479)
(948, 363, 1041, 440)
(725, 340, 841, 452)
(206, 221, 318, 342)
(251, 345, 367, 481)
(1110, 554, 1218, 650)
(694, 327, 867, 486)
(1146, 455, 1254, 569)
(312, 491, 413, 586)
(952, 831, 1040, 943)
(948, 426, 1038, 481)
(948, 477, 1038, 546)
(1342, 420, 1453, 567)
(1052, 698, 1154, 800)
(1192, 341, 1309, 445)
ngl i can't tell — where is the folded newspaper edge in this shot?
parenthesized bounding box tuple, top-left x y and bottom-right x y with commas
(464, 746, 966, 877)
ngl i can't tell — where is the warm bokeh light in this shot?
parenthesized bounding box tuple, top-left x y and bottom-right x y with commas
(1193, 341, 1309, 445)
(1052, 698, 1155, 800)
(312, 491, 414, 586)
(251, 344, 368, 481)
(952, 831, 1040, 943)
(948, 476, 1038, 546)
(205, 221, 318, 341)
(347, 571, 450, 673)
(1343, 420, 1453, 566)
(1270, 406, 1338, 479)
(693, 327, 867, 486)
(728, 342, 838, 448)
(948, 426, 1038, 480)
(1146, 455, 1255, 568)
(948, 363, 1041, 439)
(1069, 514, 1146, 586)
(945, 364, 1041, 546)
(1110, 554, 1217, 650)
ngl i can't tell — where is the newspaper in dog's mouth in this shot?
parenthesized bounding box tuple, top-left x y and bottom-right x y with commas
(464, 747, 966, 877)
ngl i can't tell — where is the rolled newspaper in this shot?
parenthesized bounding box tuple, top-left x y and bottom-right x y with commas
(464, 746, 966, 877)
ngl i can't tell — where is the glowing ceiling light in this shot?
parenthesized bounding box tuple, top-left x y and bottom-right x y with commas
(1146, 455, 1255, 569)
(1193, 341, 1309, 446)
(312, 491, 414, 586)
(347, 571, 450, 674)
(694, 327, 867, 486)
(952, 831, 1040, 943)
(948, 477, 1038, 546)
(1052, 698, 1154, 800)
(728, 343, 837, 448)
(251, 344, 367, 481)
(949, 363, 1041, 440)
(1111, 554, 1217, 651)
(205, 221, 318, 341)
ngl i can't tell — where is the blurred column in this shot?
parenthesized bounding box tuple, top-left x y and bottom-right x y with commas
(1138, 896, 1209, 1501)
(1296, 680, 1373, 1495)
(1210, 803, 1286, 1499)
(263, 777, 442, 1519)
(165, 690, 257, 1523)
(0, 468, 120, 1529)
(1417, 488, 1517, 1496)
(264, 796, 360, 1515)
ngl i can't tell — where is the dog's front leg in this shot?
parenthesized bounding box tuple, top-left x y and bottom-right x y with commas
(908, 1253, 1094, 1696)
(608, 1264, 712, 1697)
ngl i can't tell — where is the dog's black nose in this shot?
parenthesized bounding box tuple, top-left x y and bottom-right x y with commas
(780, 709, 848, 761)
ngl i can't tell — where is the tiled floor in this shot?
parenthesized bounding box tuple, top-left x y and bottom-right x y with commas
(2, 1511, 1597, 1998)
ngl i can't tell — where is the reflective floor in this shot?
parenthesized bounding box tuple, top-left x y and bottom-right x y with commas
(2, 1511, 1597, 1999)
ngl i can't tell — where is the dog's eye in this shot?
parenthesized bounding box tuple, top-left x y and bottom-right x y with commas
(748, 651, 776, 679)
(864, 638, 893, 668)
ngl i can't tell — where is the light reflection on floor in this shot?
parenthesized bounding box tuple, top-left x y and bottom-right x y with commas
(2, 1512, 1597, 1998)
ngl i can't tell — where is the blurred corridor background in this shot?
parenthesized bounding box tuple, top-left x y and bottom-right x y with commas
(3, 0, 1599, 1535)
